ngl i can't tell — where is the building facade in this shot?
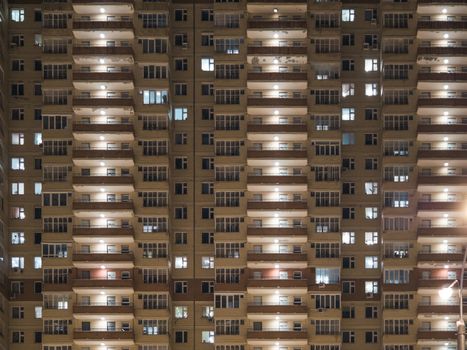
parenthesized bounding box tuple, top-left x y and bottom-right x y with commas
(0, 0, 466, 350)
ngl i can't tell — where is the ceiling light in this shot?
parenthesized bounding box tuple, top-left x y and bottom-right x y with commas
(100, 161, 106, 166)
(274, 162, 279, 166)
(444, 85, 449, 90)
(273, 8, 278, 13)
(442, 8, 447, 14)
(273, 33, 279, 39)
(99, 58, 105, 64)
(275, 315, 279, 319)
(274, 213, 279, 218)
(274, 187, 279, 192)
(274, 136, 279, 141)
(273, 59, 279, 64)
(444, 162, 449, 167)
(443, 33, 449, 39)
(100, 33, 106, 39)
(443, 111, 449, 116)
(100, 85, 106, 90)
(444, 188, 449, 192)
(444, 214, 449, 218)
(274, 264, 279, 269)
(443, 137, 449, 141)
(100, 291, 105, 295)
(273, 84, 279, 90)
(99, 136, 105, 141)
(99, 240, 104, 243)
(274, 239, 279, 243)
(100, 265, 106, 269)
(100, 188, 105, 192)
(274, 110, 279, 115)
(444, 59, 449, 64)
(100, 110, 106, 115)
(100, 214, 105, 218)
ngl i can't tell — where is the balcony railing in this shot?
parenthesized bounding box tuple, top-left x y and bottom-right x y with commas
(247, 200, 308, 210)
(418, 21, 467, 30)
(73, 20, 133, 30)
(73, 46, 134, 56)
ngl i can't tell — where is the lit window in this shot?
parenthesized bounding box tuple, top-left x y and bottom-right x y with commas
(342, 108, 355, 121)
(365, 207, 378, 219)
(365, 256, 378, 269)
(342, 83, 355, 97)
(34, 183, 42, 195)
(11, 232, 25, 245)
(365, 59, 378, 72)
(342, 9, 355, 22)
(365, 281, 378, 294)
(201, 256, 214, 269)
(365, 83, 378, 96)
(201, 58, 214, 71)
(175, 256, 188, 268)
(34, 306, 42, 319)
(11, 158, 25, 170)
(201, 331, 214, 343)
(10, 9, 25, 22)
(11, 256, 24, 269)
(11, 182, 24, 195)
(365, 232, 378, 245)
(174, 107, 188, 121)
(364, 182, 378, 195)
(342, 231, 355, 245)
(34, 257, 42, 269)
(143, 90, 168, 105)
(11, 133, 24, 145)
(175, 306, 188, 319)
(34, 133, 42, 145)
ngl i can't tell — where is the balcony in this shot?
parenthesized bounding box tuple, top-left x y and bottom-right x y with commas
(417, 124, 467, 133)
(247, 174, 308, 184)
(73, 72, 134, 82)
(248, 278, 308, 288)
(73, 175, 134, 186)
(417, 303, 462, 314)
(417, 329, 457, 340)
(417, 278, 456, 288)
(247, 251, 307, 261)
(418, 72, 467, 82)
(418, 98, 467, 107)
(73, 278, 133, 288)
(247, 123, 307, 133)
(247, 148, 307, 159)
(73, 251, 134, 262)
(247, 225, 307, 236)
(73, 21, 133, 30)
(248, 97, 307, 106)
(73, 46, 134, 56)
(247, 200, 308, 210)
(417, 149, 467, 160)
(417, 226, 467, 237)
(72, 0, 133, 3)
(417, 251, 464, 262)
(418, 175, 467, 185)
(72, 200, 134, 211)
(73, 303, 134, 314)
(417, 201, 463, 211)
(73, 122, 134, 133)
(417, 46, 467, 56)
(73, 225, 134, 237)
(247, 19, 307, 29)
(247, 46, 307, 55)
(247, 303, 308, 314)
(73, 148, 134, 159)
(247, 72, 307, 81)
(247, 329, 308, 339)
(418, 21, 467, 30)
(73, 97, 134, 107)
(74, 329, 134, 340)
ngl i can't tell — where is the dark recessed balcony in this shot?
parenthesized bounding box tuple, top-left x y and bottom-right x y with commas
(417, 278, 456, 288)
(417, 304, 461, 314)
(417, 46, 467, 56)
(417, 149, 467, 159)
(72, 148, 134, 159)
(73, 175, 134, 185)
(247, 251, 307, 261)
(247, 329, 308, 339)
(417, 124, 467, 133)
(73, 21, 133, 30)
(72, 278, 133, 288)
(73, 251, 134, 262)
(417, 329, 457, 340)
(247, 46, 307, 55)
(72, 200, 134, 211)
(418, 72, 467, 81)
(248, 97, 307, 106)
(73, 303, 134, 314)
(418, 175, 467, 185)
(247, 0, 307, 3)
(418, 98, 467, 107)
(417, 251, 464, 263)
(73, 46, 134, 56)
(247, 148, 307, 158)
(247, 174, 308, 184)
(247, 225, 307, 236)
(418, 21, 467, 30)
(417, 201, 463, 211)
(73, 329, 134, 340)
(73, 72, 134, 81)
(73, 123, 134, 133)
(247, 72, 307, 81)
(247, 19, 307, 29)
(247, 303, 308, 314)
(73, 225, 134, 236)
(247, 123, 307, 133)
(417, 226, 467, 237)
(247, 278, 308, 288)
(73, 97, 134, 107)
(247, 200, 308, 210)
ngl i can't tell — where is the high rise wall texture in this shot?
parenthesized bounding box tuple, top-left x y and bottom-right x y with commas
(0, 0, 466, 349)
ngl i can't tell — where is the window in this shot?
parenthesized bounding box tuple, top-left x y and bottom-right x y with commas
(342, 133, 355, 145)
(11, 59, 24, 71)
(174, 108, 188, 121)
(365, 158, 378, 170)
(201, 256, 214, 269)
(365, 83, 378, 96)
(342, 83, 354, 97)
(11, 157, 25, 170)
(202, 232, 214, 244)
(175, 306, 188, 319)
(143, 90, 168, 104)
(201, 58, 215, 71)
(175, 58, 188, 71)
(365, 108, 378, 120)
(175, 83, 187, 96)
(34, 183, 42, 195)
(11, 8, 25, 22)
(365, 231, 378, 245)
(11, 83, 24, 96)
(384, 270, 410, 284)
(342, 207, 355, 220)
(35, 306, 42, 318)
(11, 256, 25, 269)
(365, 281, 378, 294)
(342, 256, 355, 269)
(365, 331, 378, 343)
(11, 232, 25, 245)
(342, 330, 355, 343)
(365, 306, 378, 319)
(11, 306, 24, 319)
(342, 232, 355, 245)
(175, 9, 188, 21)
(175, 256, 188, 269)
(365, 207, 378, 219)
(365, 256, 378, 269)
(365, 59, 379, 72)
(342, 108, 355, 121)
(12, 331, 24, 343)
(142, 38, 167, 53)
(342, 9, 355, 22)
(11, 182, 24, 195)
(175, 330, 188, 343)
(202, 331, 214, 343)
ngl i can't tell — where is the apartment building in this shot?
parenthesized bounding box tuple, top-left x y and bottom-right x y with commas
(0, 0, 466, 349)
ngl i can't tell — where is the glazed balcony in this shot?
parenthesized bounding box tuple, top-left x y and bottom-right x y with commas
(73, 46, 134, 56)
(247, 72, 308, 81)
(418, 72, 467, 82)
(417, 251, 464, 263)
(248, 96, 307, 106)
(417, 46, 467, 56)
(72, 278, 133, 288)
(247, 174, 308, 184)
(418, 174, 467, 185)
(73, 225, 134, 237)
(73, 97, 134, 108)
(247, 18, 307, 29)
(247, 225, 307, 236)
(247, 148, 307, 159)
(72, 200, 134, 211)
(73, 303, 134, 314)
(417, 303, 463, 314)
(418, 21, 467, 30)
(73, 147, 134, 159)
(417, 149, 467, 160)
(247, 200, 308, 210)
(418, 98, 467, 107)
(73, 122, 134, 133)
(74, 329, 134, 340)
(247, 46, 307, 55)
(247, 123, 307, 133)
(417, 200, 463, 211)
(247, 277, 308, 288)
(73, 20, 133, 30)
(247, 329, 308, 339)
(417, 226, 467, 237)
(417, 329, 457, 340)
(417, 124, 467, 133)
(247, 303, 308, 314)
(247, 251, 307, 261)
(73, 72, 134, 82)
(73, 251, 134, 262)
